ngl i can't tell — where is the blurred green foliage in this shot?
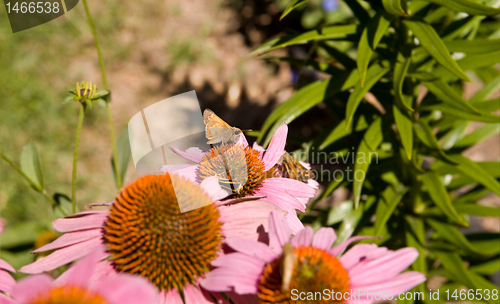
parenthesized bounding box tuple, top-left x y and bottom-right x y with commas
(256, 0, 500, 301)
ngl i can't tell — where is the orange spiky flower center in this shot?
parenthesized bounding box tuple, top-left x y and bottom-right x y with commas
(104, 174, 222, 292)
(198, 144, 268, 198)
(28, 286, 108, 304)
(258, 246, 350, 304)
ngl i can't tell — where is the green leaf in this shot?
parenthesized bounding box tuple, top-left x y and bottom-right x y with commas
(457, 49, 500, 71)
(404, 20, 470, 82)
(455, 204, 500, 217)
(382, 0, 407, 16)
(421, 172, 467, 226)
(420, 104, 500, 123)
(112, 128, 131, 188)
(429, 220, 483, 256)
(433, 251, 479, 288)
(249, 25, 358, 56)
(318, 116, 368, 150)
(448, 154, 500, 196)
(96, 98, 107, 108)
(344, 0, 371, 23)
(346, 64, 390, 128)
(470, 258, 500, 275)
(423, 80, 481, 114)
(94, 90, 109, 98)
(413, 122, 458, 164)
(326, 201, 354, 226)
(444, 39, 500, 54)
(393, 98, 414, 160)
(63, 96, 75, 104)
(439, 121, 468, 150)
(405, 217, 427, 273)
(335, 206, 364, 245)
(52, 193, 73, 219)
(353, 117, 383, 208)
(0, 220, 48, 249)
(374, 185, 408, 235)
(393, 53, 414, 113)
(469, 75, 500, 103)
(20, 142, 43, 191)
(280, 0, 308, 20)
(454, 123, 499, 147)
(357, 12, 393, 87)
(415, 0, 500, 16)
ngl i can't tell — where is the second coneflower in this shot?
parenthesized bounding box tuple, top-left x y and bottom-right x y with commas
(20, 173, 283, 303)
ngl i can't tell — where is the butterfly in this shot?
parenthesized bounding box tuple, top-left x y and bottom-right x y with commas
(280, 242, 297, 291)
(203, 109, 243, 145)
(274, 152, 315, 182)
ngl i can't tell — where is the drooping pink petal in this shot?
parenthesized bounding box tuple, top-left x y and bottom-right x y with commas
(339, 244, 388, 271)
(183, 283, 213, 304)
(262, 123, 287, 170)
(330, 236, 374, 257)
(211, 253, 265, 276)
(311, 228, 336, 251)
(19, 238, 106, 274)
(0, 271, 15, 293)
(170, 147, 206, 163)
(353, 271, 426, 298)
(52, 213, 108, 233)
(349, 248, 419, 286)
(222, 218, 269, 241)
(0, 293, 16, 304)
(164, 289, 184, 304)
(96, 275, 158, 304)
(11, 274, 52, 303)
(200, 176, 230, 201)
(284, 210, 305, 234)
(236, 134, 249, 147)
(263, 178, 316, 198)
(252, 142, 264, 152)
(32, 229, 102, 253)
(63, 250, 103, 289)
(0, 260, 15, 273)
(65, 210, 109, 218)
(225, 238, 278, 263)
(291, 226, 313, 247)
(201, 268, 259, 294)
(268, 211, 291, 254)
(214, 196, 266, 206)
(164, 165, 198, 182)
(254, 187, 304, 212)
(218, 201, 282, 224)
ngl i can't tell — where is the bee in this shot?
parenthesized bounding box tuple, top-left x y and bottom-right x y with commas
(280, 242, 297, 291)
(203, 109, 244, 145)
(276, 152, 315, 182)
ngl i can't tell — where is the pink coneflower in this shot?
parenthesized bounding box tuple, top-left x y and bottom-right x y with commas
(1, 219, 16, 304)
(9, 251, 158, 304)
(163, 123, 317, 233)
(20, 173, 283, 303)
(201, 211, 426, 304)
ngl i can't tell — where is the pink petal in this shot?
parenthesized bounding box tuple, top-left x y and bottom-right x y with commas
(201, 268, 259, 294)
(291, 226, 313, 247)
(164, 165, 199, 182)
(225, 238, 278, 263)
(254, 187, 304, 212)
(200, 176, 230, 201)
(339, 244, 388, 271)
(330, 236, 374, 257)
(284, 210, 305, 234)
(63, 250, 105, 289)
(211, 253, 265, 276)
(96, 275, 158, 304)
(183, 283, 213, 304)
(33, 229, 102, 253)
(165, 288, 183, 304)
(170, 147, 206, 163)
(0, 271, 16, 293)
(268, 211, 291, 254)
(214, 196, 266, 206)
(349, 248, 419, 286)
(353, 271, 426, 297)
(311, 228, 336, 251)
(0, 260, 15, 273)
(236, 134, 249, 147)
(218, 201, 281, 224)
(65, 210, 108, 218)
(11, 274, 52, 303)
(52, 213, 108, 233)
(0, 293, 16, 304)
(19, 238, 106, 274)
(262, 123, 287, 170)
(252, 142, 264, 152)
(306, 179, 320, 189)
(263, 178, 316, 198)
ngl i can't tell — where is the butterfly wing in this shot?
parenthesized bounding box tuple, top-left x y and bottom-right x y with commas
(281, 152, 315, 181)
(203, 109, 241, 144)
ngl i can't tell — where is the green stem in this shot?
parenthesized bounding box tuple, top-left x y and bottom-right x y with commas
(0, 152, 66, 215)
(71, 104, 85, 213)
(82, 0, 122, 190)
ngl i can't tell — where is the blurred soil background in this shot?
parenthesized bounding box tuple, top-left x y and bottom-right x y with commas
(0, 0, 498, 270)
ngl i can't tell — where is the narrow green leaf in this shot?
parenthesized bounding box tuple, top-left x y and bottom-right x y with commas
(444, 39, 500, 54)
(415, 0, 500, 16)
(344, 0, 371, 23)
(454, 123, 500, 147)
(404, 20, 470, 81)
(448, 154, 500, 196)
(0, 221, 48, 249)
(423, 80, 480, 114)
(393, 53, 414, 113)
(280, 0, 308, 20)
(393, 98, 414, 160)
(112, 128, 131, 188)
(429, 220, 485, 256)
(319, 116, 368, 150)
(422, 172, 467, 226)
(335, 207, 364, 245)
(357, 12, 392, 86)
(249, 25, 358, 56)
(470, 258, 500, 275)
(53, 193, 73, 218)
(455, 204, 500, 217)
(420, 104, 500, 123)
(346, 64, 390, 128)
(353, 117, 383, 208)
(439, 121, 468, 150)
(382, 0, 407, 16)
(326, 201, 354, 226)
(374, 185, 408, 235)
(405, 217, 427, 273)
(413, 122, 458, 164)
(433, 251, 479, 288)
(20, 142, 43, 191)
(469, 75, 500, 103)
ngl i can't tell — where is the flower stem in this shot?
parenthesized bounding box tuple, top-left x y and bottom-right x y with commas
(82, 0, 122, 190)
(71, 104, 85, 213)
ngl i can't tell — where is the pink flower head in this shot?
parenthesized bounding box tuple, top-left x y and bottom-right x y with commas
(163, 123, 317, 233)
(9, 251, 158, 304)
(201, 211, 426, 303)
(19, 174, 283, 303)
